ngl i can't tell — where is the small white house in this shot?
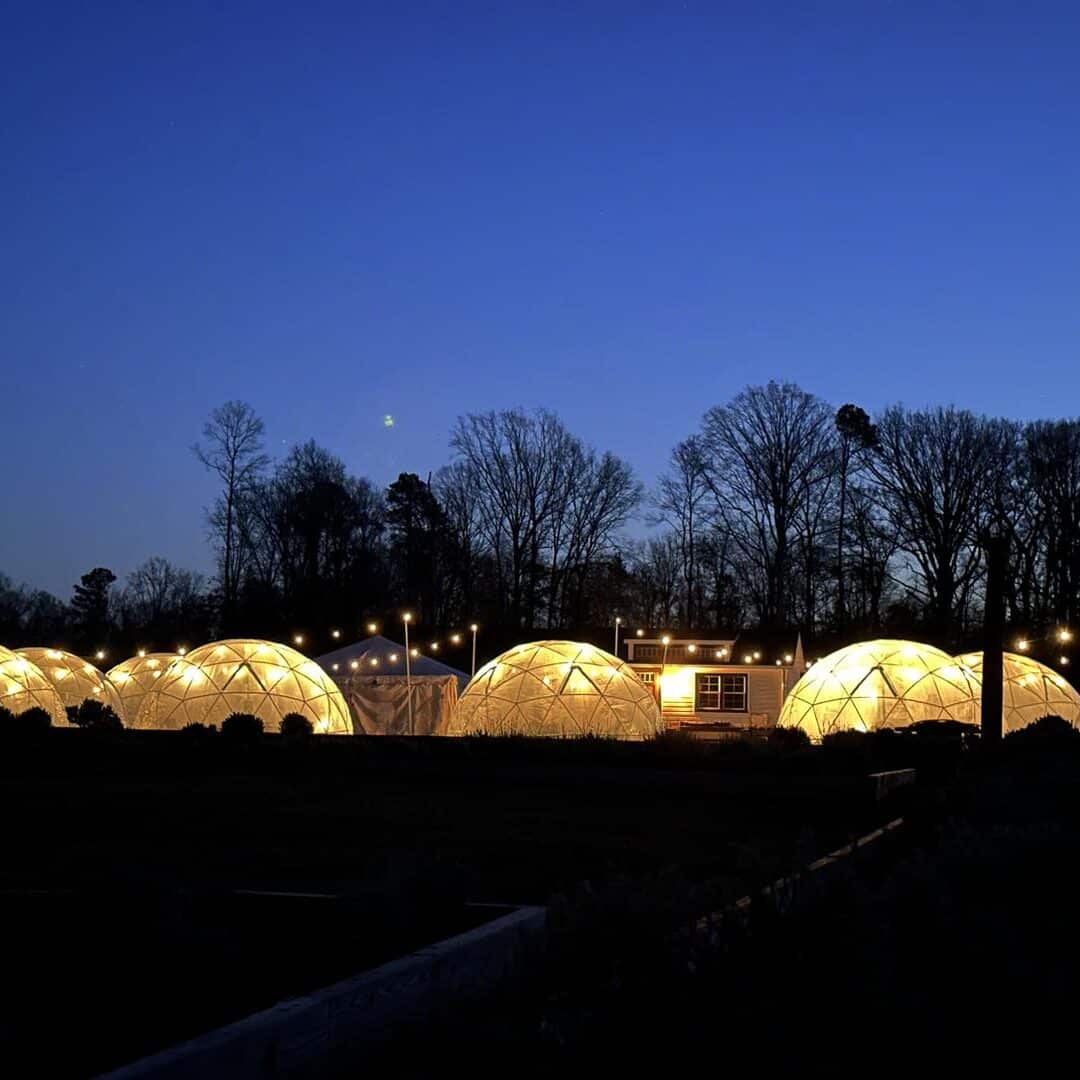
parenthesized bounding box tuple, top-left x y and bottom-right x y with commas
(626, 636, 804, 733)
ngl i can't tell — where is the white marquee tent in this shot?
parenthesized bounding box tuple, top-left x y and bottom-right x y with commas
(315, 636, 467, 735)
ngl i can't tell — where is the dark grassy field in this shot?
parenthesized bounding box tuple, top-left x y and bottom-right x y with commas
(0, 728, 917, 1075)
(383, 731, 1080, 1077)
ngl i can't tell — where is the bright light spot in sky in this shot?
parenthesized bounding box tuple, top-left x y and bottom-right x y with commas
(383, 414, 395, 428)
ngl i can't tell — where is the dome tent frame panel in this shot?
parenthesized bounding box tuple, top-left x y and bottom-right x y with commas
(778, 639, 980, 740)
(134, 639, 352, 733)
(16, 647, 126, 720)
(0, 645, 69, 726)
(448, 640, 662, 740)
(955, 651, 1080, 733)
(107, 653, 183, 725)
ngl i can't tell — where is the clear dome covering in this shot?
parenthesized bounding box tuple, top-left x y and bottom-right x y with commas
(16, 647, 125, 720)
(133, 639, 352, 733)
(106, 653, 182, 725)
(955, 651, 1080, 733)
(447, 640, 662, 740)
(0, 645, 68, 726)
(778, 639, 979, 739)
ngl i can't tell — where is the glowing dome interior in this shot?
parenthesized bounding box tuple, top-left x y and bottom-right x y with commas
(0, 645, 69, 726)
(447, 640, 662, 740)
(106, 653, 182, 725)
(955, 651, 1080, 733)
(16, 647, 125, 719)
(134, 639, 352, 733)
(778, 639, 979, 739)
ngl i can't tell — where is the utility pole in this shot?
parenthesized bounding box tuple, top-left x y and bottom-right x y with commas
(981, 534, 1007, 746)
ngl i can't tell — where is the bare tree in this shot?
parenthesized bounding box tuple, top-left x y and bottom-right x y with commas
(1024, 419, 1080, 626)
(834, 404, 878, 628)
(868, 405, 1009, 636)
(651, 436, 712, 627)
(194, 402, 269, 624)
(450, 409, 640, 627)
(700, 382, 836, 629)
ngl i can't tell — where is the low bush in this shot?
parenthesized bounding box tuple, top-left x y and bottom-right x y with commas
(179, 721, 217, 738)
(1003, 713, 1080, 751)
(280, 713, 314, 741)
(17, 707, 54, 734)
(767, 726, 812, 754)
(221, 712, 263, 742)
(72, 698, 124, 731)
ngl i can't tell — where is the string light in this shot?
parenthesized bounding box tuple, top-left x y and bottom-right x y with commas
(470, 623, 478, 633)
(430, 642, 439, 651)
(95, 650, 106, 661)
(775, 659, 782, 666)
(389, 653, 398, 662)
(744, 654, 753, 664)
(331, 629, 341, 640)
(177, 646, 187, 655)
(450, 633, 461, 644)
(636, 628, 644, 637)
(661, 635, 671, 646)
(350, 660, 359, 670)
(293, 634, 304, 647)
(1061, 656, 1071, 666)
(367, 622, 378, 634)
(783, 653, 793, 663)
(687, 644, 697, 653)
(753, 650, 761, 661)
(403, 613, 413, 624)
(1059, 628, 1073, 643)
(1017, 639, 1030, 652)
(137, 648, 147, 658)
(410, 647, 419, 658)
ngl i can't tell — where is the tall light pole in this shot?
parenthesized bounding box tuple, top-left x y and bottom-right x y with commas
(614, 616, 622, 657)
(660, 634, 671, 715)
(403, 612, 414, 736)
(470, 623, 479, 677)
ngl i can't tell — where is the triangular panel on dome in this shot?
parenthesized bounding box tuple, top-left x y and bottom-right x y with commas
(448, 640, 661, 740)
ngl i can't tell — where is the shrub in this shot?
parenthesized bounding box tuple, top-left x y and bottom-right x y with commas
(767, 726, 812, 754)
(16, 706, 53, 734)
(280, 712, 314, 741)
(71, 698, 124, 731)
(1004, 714, 1080, 751)
(179, 721, 217, 738)
(221, 712, 263, 742)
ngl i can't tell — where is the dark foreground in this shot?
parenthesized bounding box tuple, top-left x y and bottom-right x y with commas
(0, 729, 896, 1075)
(379, 729, 1080, 1076)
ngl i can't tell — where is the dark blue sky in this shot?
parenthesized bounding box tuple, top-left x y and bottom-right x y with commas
(4, 2, 1080, 598)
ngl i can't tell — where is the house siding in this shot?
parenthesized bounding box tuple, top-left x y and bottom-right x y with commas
(632, 663, 791, 730)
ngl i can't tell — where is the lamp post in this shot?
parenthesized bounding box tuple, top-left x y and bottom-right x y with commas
(614, 617, 622, 657)
(470, 623, 479, 677)
(403, 613, 414, 736)
(659, 635, 670, 715)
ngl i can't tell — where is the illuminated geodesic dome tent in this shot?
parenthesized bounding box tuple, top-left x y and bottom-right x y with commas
(133, 639, 352, 733)
(16, 647, 126, 720)
(106, 653, 181, 724)
(446, 640, 663, 739)
(955, 651, 1080, 733)
(0, 645, 68, 726)
(777, 639, 979, 740)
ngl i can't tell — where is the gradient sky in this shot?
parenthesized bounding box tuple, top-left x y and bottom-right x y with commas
(4, 2, 1080, 598)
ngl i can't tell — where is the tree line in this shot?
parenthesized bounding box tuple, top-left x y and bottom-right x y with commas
(3, 383, 1079, 657)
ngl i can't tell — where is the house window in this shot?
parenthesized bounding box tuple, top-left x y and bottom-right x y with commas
(638, 671, 656, 686)
(635, 645, 660, 659)
(696, 673, 747, 712)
